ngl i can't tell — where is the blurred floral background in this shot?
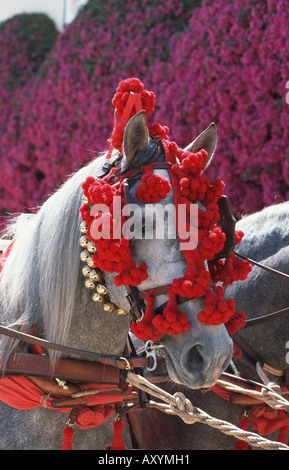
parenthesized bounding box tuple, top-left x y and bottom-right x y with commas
(0, 0, 288, 229)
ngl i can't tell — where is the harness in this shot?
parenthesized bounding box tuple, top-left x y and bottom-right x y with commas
(0, 150, 240, 449)
(1, 160, 289, 449)
(1, 174, 289, 449)
(0, 76, 288, 450)
(123, 164, 237, 324)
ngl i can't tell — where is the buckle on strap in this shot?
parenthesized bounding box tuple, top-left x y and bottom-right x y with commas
(119, 357, 132, 370)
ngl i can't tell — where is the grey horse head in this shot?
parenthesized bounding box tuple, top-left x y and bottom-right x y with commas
(104, 111, 233, 389)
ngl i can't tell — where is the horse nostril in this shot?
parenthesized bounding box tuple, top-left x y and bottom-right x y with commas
(183, 344, 205, 372)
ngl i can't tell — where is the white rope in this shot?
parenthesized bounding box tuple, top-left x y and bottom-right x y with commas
(127, 371, 289, 450)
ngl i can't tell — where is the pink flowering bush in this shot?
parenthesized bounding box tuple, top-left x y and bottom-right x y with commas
(153, 0, 289, 216)
(0, 0, 289, 225)
(0, 14, 58, 132)
(0, 1, 195, 222)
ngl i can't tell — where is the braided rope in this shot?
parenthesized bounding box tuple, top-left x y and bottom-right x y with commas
(127, 372, 289, 450)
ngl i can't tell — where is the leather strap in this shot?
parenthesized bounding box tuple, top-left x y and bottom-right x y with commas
(236, 252, 289, 281)
(0, 326, 150, 370)
(2, 353, 123, 384)
(214, 371, 276, 406)
(138, 285, 171, 299)
(244, 305, 289, 328)
(50, 391, 138, 409)
(28, 376, 80, 397)
(214, 196, 236, 260)
(232, 332, 264, 367)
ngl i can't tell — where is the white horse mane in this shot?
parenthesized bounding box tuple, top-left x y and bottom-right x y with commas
(0, 155, 104, 365)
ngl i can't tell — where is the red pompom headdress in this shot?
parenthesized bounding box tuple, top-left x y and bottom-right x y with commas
(79, 78, 252, 345)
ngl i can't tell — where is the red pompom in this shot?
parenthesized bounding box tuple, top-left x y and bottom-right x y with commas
(198, 204, 220, 231)
(149, 123, 169, 140)
(180, 149, 208, 174)
(112, 77, 155, 118)
(235, 230, 245, 245)
(171, 270, 211, 299)
(201, 179, 225, 206)
(152, 291, 190, 336)
(198, 286, 236, 326)
(136, 166, 171, 203)
(209, 252, 252, 286)
(226, 310, 247, 335)
(199, 226, 226, 260)
(114, 262, 148, 287)
(108, 78, 155, 152)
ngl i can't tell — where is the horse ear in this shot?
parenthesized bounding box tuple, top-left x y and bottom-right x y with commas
(185, 123, 217, 169)
(123, 110, 149, 161)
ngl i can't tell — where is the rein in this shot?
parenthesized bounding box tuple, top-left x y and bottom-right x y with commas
(0, 324, 149, 370)
(235, 252, 289, 328)
(227, 252, 289, 390)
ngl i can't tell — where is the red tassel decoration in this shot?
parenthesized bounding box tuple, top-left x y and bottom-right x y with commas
(135, 166, 171, 203)
(79, 78, 253, 344)
(209, 252, 252, 287)
(130, 293, 162, 342)
(231, 413, 252, 450)
(152, 291, 190, 336)
(171, 254, 211, 299)
(106, 418, 125, 450)
(278, 425, 289, 445)
(199, 226, 226, 260)
(61, 424, 75, 450)
(198, 286, 236, 326)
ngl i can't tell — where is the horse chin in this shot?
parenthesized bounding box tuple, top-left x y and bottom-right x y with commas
(161, 333, 233, 390)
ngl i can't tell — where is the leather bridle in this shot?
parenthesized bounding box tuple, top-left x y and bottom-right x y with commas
(89, 153, 289, 381)
(121, 159, 238, 324)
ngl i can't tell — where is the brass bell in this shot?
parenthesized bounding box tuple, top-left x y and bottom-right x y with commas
(89, 269, 101, 281)
(87, 241, 97, 254)
(79, 235, 88, 248)
(82, 195, 89, 205)
(96, 284, 108, 296)
(79, 221, 88, 234)
(92, 293, 103, 303)
(103, 302, 114, 312)
(117, 308, 127, 316)
(85, 278, 95, 289)
(87, 256, 96, 268)
(80, 250, 89, 262)
(82, 265, 91, 277)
